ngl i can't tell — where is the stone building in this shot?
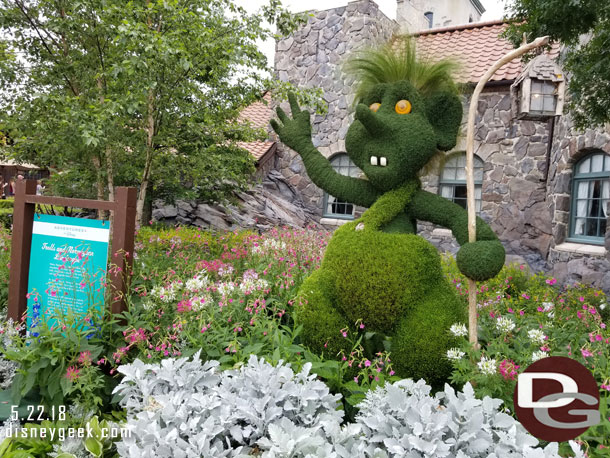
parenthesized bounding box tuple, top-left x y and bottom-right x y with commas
(269, 0, 610, 293)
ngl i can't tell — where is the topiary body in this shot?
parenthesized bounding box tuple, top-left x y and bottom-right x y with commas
(271, 39, 505, 386)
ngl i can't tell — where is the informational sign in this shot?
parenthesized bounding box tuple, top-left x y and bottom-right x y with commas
(26, 214, 110, 335)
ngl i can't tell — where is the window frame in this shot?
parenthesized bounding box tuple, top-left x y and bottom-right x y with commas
(323, 153, 360, 220)
(438, 152, 484, 213)
(424, 11, 433, 29)
(568, 152, 610, 245)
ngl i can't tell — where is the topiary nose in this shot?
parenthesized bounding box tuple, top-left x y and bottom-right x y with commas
(355, 103, 384, 134)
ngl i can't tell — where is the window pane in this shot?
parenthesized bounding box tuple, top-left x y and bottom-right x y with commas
(542, 81, 556, 94)
(543, 95, 556, 113)
(592, 154, 604, 173)
(605, 155, 610, 172)
(578, 158, 591, 174)
(574, 218, 585, 235)
(454, 185, 467, 200)
(456, 167, 466, 181)
(530, 93, 543, 112)
(441, 167, 456, 180)
(601, 219, 607, 237)
(474, 167, 484, 182)
(531, 80, 543, 94)
(440, 185, 453, 199)
(475, 186, 482, 200)
(585, 219, 598, 237)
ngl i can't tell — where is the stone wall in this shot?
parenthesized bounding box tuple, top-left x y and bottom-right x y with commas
(273, 0, 397, 220)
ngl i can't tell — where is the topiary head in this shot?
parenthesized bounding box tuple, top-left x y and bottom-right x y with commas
(344, 37, 463, 191)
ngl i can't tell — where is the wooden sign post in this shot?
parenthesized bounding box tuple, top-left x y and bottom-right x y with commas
(7, 180, 137, 323)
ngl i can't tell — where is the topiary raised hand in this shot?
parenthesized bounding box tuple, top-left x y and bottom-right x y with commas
(271, 37, 505, 387)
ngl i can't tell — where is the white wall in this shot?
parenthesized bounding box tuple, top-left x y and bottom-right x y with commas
(397, 0, 484, 33)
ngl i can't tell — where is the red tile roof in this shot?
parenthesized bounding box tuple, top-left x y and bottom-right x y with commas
(415, 20, 559, 84)
(238, 92, 275, 162)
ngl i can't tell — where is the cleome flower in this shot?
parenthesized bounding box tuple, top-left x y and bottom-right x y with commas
(527, 329, 546, 344)
(495, 317, 516, 333)
(532, 350, 549, 362)
(477, 356, 497, 375)
(185, 274, 209, 292)
(446, 348, 465, 360)
(450, 323, 468, 337)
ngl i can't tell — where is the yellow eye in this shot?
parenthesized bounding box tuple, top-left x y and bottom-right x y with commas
(369, 102, 381, 112)
(395, 100, 412, 114)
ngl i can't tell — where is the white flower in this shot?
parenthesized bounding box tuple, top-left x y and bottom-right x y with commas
(450, 323, 468, 337)
(528, 329, 546, 344)
(446, 348, 465, 360)
(185, 275, 209, 292)
(262, 239, 286, 251)
(477, 356, 497, 375)
(532, 351, 549, 362)
(151, 282, 181, 303)
(217, 281, 235, 296)
(496, 317, 516, 333)
(600, 302, 607, 310)
(142, 300, 155, 311)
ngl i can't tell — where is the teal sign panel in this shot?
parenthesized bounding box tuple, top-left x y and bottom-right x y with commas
(26, 214, 110, 336)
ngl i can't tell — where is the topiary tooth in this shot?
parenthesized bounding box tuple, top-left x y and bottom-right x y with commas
(380, 157, 387, 166)
(370, 156, 378, 166)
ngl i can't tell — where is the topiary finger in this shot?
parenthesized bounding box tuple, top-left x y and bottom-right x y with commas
(270, 118, 281, 134)
(276, 106, 289, 124)
(288, 92, 301, 116)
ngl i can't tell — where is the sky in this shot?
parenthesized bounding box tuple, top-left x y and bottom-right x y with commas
(236, 0, 509, 69)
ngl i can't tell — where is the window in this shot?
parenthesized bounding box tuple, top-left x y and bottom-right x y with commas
(529, 79, 557, 116)
(439, 153, 483, 212)
(569, 152, 610, 244)
(424, 11, 433, 29)
(324, 153, 360, 219)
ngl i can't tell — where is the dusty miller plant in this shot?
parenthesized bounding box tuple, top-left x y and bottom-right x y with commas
(113, 353, 582, 458)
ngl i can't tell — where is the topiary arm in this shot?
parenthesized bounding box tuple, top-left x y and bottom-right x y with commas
(410, 190, 497, 244)
(358, 179, 420, 231)
(270, 93, 380, 207)
(410, 190, 505, 281)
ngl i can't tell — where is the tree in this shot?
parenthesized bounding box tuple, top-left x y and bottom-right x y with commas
(504, 0, 610, 128)
(0, 0, 305, 224)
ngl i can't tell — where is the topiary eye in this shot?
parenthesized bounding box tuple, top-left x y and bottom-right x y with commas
(369, 102, 381, 112)
(395, 100, 412, 114)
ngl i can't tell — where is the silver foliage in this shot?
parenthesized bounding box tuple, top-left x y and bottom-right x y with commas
(113, 353, 581, 458)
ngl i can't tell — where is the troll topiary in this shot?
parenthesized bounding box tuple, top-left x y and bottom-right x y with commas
(271, 38, 505, 386)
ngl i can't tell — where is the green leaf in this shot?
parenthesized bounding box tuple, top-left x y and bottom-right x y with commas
(84, 438, 103, 457)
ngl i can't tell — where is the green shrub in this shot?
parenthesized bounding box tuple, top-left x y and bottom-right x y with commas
(0, 208, 12, 229)
(0, 198, 14, 209)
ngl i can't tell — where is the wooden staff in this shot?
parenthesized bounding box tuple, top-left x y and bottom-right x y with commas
(465, 36, 549, 345)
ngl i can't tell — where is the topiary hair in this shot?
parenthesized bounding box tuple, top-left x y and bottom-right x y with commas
(344, 36, 460, 103)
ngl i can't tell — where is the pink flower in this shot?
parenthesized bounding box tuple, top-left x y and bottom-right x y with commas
(364, 360, 371, 367)
(66, 366, 80, 382)
(78, 351, 92, 366)
(499, 359, 519, 381)
(354, 376, 358, 383)
(581, 348, 594, 358)
(389, 370, 395, 376)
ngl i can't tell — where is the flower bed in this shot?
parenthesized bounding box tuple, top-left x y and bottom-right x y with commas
(0, 225, 607, 456)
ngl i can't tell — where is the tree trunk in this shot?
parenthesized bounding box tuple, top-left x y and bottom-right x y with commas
(91, 154, 105, 218)
(136, 89, 155, 226)
(97, 77, 114, 220)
